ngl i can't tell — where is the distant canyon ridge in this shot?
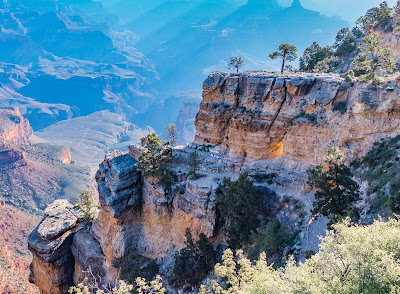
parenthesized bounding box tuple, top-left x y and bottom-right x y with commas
(0, 0, 347, 161)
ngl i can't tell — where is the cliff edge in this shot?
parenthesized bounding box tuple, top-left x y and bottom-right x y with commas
(28, 71, 400, 293)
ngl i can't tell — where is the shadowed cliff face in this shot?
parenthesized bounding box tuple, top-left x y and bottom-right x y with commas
(28, 72, 400, 293)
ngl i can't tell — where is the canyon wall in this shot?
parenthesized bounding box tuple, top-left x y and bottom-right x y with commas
(29, 71, 400, 293)
(195, 71, 400, 166)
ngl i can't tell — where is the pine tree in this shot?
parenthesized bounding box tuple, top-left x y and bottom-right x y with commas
(227, 57, 244, 73)
(217, 173, 261, 249)
(269, 43, 298, 73)
(165, 123, 178, 147)
(353, 33, 396, 84)
(307, 147, 360, 226)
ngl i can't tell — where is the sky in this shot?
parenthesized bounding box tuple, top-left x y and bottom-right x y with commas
(277, 0, 397, 23)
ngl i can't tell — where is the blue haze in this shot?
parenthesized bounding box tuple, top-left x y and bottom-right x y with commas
(0, 0, 384, 133)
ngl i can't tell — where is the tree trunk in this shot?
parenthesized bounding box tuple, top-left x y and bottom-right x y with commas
(281, 57, 285, 73)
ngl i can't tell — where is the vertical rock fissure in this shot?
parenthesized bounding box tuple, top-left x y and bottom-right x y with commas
(267, 79, 287, 136)
(224, 75, 242, 145)
(265, 78, 277, 103)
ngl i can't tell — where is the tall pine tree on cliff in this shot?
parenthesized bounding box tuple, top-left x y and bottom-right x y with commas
(269, 43, 298, 73)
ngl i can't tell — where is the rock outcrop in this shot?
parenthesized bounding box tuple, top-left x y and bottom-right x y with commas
(28, 200, 85, 294)
(195, 71, 400, 166)
(0, 149, 26, 165)
(0, 107, 33, 145)
(29, 71, 400, 293)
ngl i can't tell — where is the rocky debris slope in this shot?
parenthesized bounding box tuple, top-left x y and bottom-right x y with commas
(36, 110, 154, 167)
(0, 110, 90, 213)
(29, 71, 400, 293)
(0, 203, 40, 294)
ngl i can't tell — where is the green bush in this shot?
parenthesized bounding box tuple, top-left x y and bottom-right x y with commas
(201, 218, 400, 294)
(247, 221, 296, 261)
(332, 101, 347, 114)
(78, 190, 98, 223)
(345, 70, 355, 82)
(160, 169, 175, 193)
(170, 229, 217, 288)
(119, 252, 159, 285)
(304, 249, 315, 260)
(216, 173, 261, 249)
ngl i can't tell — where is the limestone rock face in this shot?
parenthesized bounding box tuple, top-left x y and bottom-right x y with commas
(60, 147, 72, 164)
(28, 200, 84, 294)
(0, 107, 33, 145)
(90, 147, 218, 283)
(195, 71, 400, 165)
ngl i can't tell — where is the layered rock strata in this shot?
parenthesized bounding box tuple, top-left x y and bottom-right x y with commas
(29, 71, 400, 293)
(28, 200, 84, 294)
(196, 71, 400, 166)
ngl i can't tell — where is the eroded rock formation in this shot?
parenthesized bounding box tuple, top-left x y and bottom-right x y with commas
(196, 71, 400, 166)
(28, 200, 85, 294)
(29, 71, 400, 293)
(0, 107, 33, 145)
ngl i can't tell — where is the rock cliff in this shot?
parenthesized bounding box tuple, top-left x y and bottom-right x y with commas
(29, 71, 400, 293)
(0, 107, 33, 145)
(196, 71, 400, 166)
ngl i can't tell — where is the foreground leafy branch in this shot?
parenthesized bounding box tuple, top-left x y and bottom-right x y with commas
(201, 218, 400, 294)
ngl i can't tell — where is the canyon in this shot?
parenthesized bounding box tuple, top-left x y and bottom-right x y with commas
(0, 107, 90, 293)
(28, 70, 400, 293)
